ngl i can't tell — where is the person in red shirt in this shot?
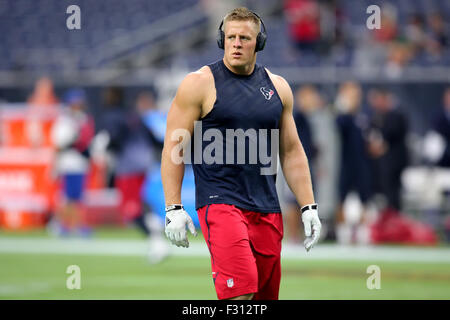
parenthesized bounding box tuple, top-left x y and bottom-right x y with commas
(50, 89, 95, 237)
(284, 0, 321, 52)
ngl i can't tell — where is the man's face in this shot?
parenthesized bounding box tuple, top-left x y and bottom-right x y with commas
(223, 20, 259, 70)
(369, 90, 392, 113)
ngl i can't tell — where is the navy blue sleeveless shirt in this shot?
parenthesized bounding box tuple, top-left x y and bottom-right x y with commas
(191, 59, 283, 213)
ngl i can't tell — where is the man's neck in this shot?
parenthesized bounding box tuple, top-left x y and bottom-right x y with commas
(222, 58, 256, 76)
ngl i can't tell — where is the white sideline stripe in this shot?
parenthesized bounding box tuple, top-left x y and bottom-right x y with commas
(0, 237, 450, 263)
(0, 282, 51, 296)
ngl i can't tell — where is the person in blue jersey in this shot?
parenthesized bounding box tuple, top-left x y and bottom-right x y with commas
(161, 7, 321, 300)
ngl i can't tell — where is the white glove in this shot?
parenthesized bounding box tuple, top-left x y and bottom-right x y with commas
(164, 205, 197, 248)
(301, 204, 321, 252)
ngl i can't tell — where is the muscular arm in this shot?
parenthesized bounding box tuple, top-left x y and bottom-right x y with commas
(271, 74, 315, 207)
(161, 70, 207, 205)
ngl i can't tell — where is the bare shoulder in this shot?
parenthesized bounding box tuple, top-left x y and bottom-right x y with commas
(179, 66, 213, 93)
(265, 68, 293, 108)
(175, 66, 214, 106)
(175, 66, 214, 105)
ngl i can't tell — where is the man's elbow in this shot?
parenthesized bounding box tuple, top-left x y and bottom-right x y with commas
(282, 141, 305, 159)
(282, 145, 309, 167)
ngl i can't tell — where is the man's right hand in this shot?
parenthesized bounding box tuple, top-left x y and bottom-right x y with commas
(164, 205, 197, 248)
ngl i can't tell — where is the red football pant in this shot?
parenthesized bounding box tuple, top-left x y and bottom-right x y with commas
(197, 204, 283, 300)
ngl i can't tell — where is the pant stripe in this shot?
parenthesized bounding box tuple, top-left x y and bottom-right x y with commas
(204, 204, 219, 283)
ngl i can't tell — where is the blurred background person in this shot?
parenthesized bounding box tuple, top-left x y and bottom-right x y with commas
(96, 87, 168, 263)
(367, 87, 409, 213)
(284, 0, 320, 55)
(424, 86, 450, 168)
(295, 85, 339, 242)
(404, 13, 427, 58)
(334, 81, 372, 245)
(49, 88, 95, 237)
(372, 3, 398, 44)
(432, 87, 450, 168)
(427, 12, 448, 48)
(96, 87, 129, 188)
(137, 90, 166, 160)
(27, 77, 59, 107)
(306, 85, 339, 242)
(425, 12, 448, 63)
(135, 90, 170, 254)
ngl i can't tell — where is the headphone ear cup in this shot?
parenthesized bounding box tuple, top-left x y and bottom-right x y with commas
(217, 29, 225, 49)
(255, 32, 267, 52)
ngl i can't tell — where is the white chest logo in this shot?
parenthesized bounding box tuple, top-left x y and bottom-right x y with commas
(260, 87, 274, 100)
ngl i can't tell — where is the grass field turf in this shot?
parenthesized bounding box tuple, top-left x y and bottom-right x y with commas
(1, 228, 450, 300)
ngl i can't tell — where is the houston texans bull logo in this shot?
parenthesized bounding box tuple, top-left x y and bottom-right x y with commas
(260, 87, 274, 100)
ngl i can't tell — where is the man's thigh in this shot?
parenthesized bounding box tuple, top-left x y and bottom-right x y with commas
(246, 212, 283, 300)
(197, 204, 258, 300)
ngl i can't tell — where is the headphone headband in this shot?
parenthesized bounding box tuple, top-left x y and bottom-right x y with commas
(217, 11, 267, 52)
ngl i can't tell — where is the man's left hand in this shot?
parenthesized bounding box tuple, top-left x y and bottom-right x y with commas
(301, 204, 321, 252)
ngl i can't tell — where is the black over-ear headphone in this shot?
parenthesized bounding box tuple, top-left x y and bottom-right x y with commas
(217, 11, 267, 52)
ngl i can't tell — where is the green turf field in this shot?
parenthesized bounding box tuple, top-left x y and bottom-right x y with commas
(1, 227, 450, 300)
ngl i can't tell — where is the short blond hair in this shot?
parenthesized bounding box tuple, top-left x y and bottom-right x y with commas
(223, 7, 261, 31)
